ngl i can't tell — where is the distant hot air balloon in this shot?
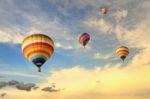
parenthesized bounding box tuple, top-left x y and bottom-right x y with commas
(22, 34, 54, 72)
(79, 33, 90, 47)
(116, 46, 129, 61)
(100, 7, 108, 14)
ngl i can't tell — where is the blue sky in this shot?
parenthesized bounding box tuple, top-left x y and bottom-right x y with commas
(0, 0, 147, 83)
(0, 0, 150, 98)
(0, 0, 123, 83)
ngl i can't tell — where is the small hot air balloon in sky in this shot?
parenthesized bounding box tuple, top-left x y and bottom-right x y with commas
(22, 34, 54, 72)
(79, 33, 90, 48)
(100, 7, 108, 14)
(116, 46, 129, 61)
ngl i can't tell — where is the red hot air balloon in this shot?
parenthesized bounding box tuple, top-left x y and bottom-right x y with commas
(79, 33, 90, 48)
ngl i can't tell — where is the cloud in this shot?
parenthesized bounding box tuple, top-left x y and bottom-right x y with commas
(0, 16, 76, 50)
(0, 80, 36, 91)
(0, 93, 7, 98)
(41, 87, 59, 92)
(55, 42, 73, 50)
(0, 30, 24, 44)
(8, 80, 19, 86)
(0, 70, 43, 78)
(94, 52, 111, 60)
(27, 2, 150, 96)
(111, 9, 128, 24)
(15, 83, 35, 91)
(32, 86, 39, 90)
(0, 0, 75, 50)
(41, 83, 60, 92)
(0, 80, 62, 93)
(0, 17, 71, 45)
(0, 81, 7, 89)
(84, 18, 113, 33)
(43, 63, 150, 96)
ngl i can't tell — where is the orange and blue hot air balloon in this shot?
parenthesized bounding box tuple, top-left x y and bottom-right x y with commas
(116, 46, 129, 61)
(21, 34, 54, 72)
(79, 33, 90, 47)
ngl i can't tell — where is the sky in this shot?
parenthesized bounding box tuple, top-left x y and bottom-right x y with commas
(0, 0, 150, 99)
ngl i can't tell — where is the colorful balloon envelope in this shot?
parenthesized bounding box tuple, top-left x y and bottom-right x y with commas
(100, 7, 108, 14)
(22, 34, 54, 72)
(79, 33, 90, 47)
(116, 46, 129, 61)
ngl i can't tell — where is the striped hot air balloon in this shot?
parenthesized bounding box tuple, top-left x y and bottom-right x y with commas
(116, 46, 129, 61)
(22, 34, 54, 72)
(79, 33, 90, 47)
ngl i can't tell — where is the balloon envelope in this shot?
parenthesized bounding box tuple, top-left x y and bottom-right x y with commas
(22, 34, 54, 72)
(116, 46, 129, 61)
(78, 33, 90, 47)
(100, 7, 108, 14)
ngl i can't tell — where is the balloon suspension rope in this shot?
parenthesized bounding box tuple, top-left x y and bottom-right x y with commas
(38, 67, 41, 72)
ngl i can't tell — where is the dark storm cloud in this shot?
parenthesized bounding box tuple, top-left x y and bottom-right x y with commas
(41, 87, 60, 92)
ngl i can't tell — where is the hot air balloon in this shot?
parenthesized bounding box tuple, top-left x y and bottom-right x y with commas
(79, 33, 90, 47)
(100, 7, 108, 14)
(116, 46, 129, 61)
(22, 34, 54, 72)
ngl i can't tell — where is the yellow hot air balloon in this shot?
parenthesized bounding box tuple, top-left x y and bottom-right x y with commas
(21, 34, 54, 72)
(116, 46, 129, 61)
(100, 7, 108, 14)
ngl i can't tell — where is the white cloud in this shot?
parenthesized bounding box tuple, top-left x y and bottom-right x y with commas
(0, 70, 42, 79)
(41, 63, 150, 96)
(0, 28, 25, 44)
(0, 1, 75, 51)
(111, 9, 128, 24)
(84, 18, 113, 33)
(0, 14, 75, 50)
(55, 42, 73, 50)
(94, 52, 111, 60)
